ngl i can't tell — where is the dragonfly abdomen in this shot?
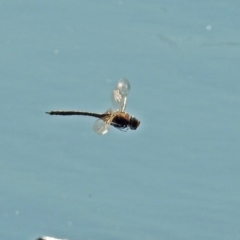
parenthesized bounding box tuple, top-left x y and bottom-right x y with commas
(46, 111, 104, 119)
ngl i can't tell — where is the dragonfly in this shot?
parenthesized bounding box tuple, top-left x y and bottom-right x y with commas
(46, 79, 140, 134)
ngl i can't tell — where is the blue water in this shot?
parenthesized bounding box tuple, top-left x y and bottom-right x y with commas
(1, 1, 240, 240)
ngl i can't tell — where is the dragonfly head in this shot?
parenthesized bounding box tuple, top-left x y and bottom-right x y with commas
(129, 116, 140, 130)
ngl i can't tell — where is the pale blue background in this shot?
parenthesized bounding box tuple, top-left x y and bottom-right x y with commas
(1, 1, 240, 240)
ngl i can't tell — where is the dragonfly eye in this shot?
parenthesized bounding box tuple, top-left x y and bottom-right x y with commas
(129, 116, 140, 130)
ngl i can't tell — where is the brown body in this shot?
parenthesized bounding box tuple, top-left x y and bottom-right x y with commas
(46, 110, 140, 131)
(108, 112, 131, 129)
(46, 79, 140, 134)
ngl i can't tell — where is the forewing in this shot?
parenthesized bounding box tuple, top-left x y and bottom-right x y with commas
(111, 78, 130, 112)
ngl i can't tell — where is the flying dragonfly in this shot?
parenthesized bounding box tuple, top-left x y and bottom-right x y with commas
(46, 78, 140, 134)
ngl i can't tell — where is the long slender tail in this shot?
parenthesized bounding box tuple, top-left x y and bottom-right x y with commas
(46, 111, 105, 119)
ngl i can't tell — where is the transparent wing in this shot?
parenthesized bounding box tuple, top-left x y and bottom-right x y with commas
(92, 110, 114, 135)
(111, 78, 130, 112)
(93, 118, 110, 135)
